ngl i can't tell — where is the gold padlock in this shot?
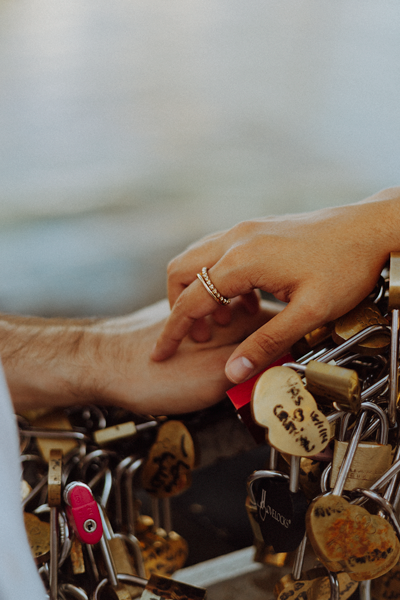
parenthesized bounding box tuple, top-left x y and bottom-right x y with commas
(139, 573, 207, 600)
(330, 405, 392, 492)
(23, 512, 50, 564)
(31, 410, 78, 461)
(333, 297, 390, 355)
(93, 421, 137, 446)
(305, 360, 361, 413)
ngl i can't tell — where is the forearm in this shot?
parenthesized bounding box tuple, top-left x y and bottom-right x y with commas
(352, 186, 400, 255)
(0, 314, 101, 412)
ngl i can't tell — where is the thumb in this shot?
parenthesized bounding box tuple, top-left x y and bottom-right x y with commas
(225, 298, 324, 383)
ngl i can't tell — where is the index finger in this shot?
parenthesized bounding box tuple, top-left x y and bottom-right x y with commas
(151, 277, 220, 361)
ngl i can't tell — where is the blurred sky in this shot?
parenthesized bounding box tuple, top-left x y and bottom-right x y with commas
(1, 1, 400, 315)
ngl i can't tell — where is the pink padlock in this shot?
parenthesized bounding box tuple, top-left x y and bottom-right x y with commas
(64, 481, 103, 545)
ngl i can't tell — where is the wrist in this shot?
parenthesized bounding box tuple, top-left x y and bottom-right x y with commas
(0, 315, 100, 412)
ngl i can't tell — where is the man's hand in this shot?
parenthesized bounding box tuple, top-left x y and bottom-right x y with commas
(1, 299, 280, 415)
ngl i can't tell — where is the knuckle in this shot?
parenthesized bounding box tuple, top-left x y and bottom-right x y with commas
(297, 295, 327, 326)
(252, 329, 283, 358)
(166, 256, 180, 278)
(230, 219, 258, 238)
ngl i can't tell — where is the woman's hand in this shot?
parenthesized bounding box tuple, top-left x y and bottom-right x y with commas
(152, 188, 400, 383)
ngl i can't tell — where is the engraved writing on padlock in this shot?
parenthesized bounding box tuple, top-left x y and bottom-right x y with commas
(248, 456, 308, 553)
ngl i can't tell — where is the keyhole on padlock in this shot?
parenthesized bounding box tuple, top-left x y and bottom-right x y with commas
(83, 519, 97, 533)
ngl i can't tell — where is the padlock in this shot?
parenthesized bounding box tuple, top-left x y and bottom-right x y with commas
(138, 573, 207, 600)
(274, 535, 357, 600)
(147, 497, 189, 576)
(273, 534, 356, 600)
(372, 558, 400, 599)
(282, 358, 361, 414)
(23, 512, 51, 564)
(303, 322, 335, 349)
(351, 488, 400, 582)
(69, 536, 85, 576)
(93, 421, 137, 446)
(306, 407, 400, 581)
(333, 297, 390, 355)
(46, 448, 63, 600)
(141, 420, 195, 498)
(330, 402, 392, 491)
(247, 454, 308, 553)
(97, 504, 135, 600)
(58, 582, 89, 600)
(227, 354, 294, 444)
(94, 418, 158, 447)
(246, 484, 288, 566)
(31, 411, 80, 461)
(388, 252, 400, 427)
(310, 322, 392, 367)
(64, 481, 103, 545)
(251, 366, 331, 457)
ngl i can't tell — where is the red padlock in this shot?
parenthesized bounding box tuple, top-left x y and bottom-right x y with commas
(64, 482, 103, 545)
(227, 354, 293, 443)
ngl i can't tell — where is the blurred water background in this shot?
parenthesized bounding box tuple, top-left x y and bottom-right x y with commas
(1, 0, 400, 317)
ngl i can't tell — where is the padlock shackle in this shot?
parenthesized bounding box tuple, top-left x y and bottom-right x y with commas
(354, 488, 400, 540)
(247, 470, 289, 505)
(332, 402, 389, 496)
(360, 401, 389, 445)
(58, 582, 89, 600)
(389, 308, 400, 427)
(125, 457, 144, 535)
(327, 571, 340, 600)
(292, 533, 307, 581)
(114, 455, 139, 530)
(315, 324, 391, 364)
(93, 574, 148, 600)
(331, 411, 368, 496)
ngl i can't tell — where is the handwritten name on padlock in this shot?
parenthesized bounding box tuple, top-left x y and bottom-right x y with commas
(251, 367, 330, 457)
(306, 495, 400, 581)
(274, 570, 358, 600)
(141, 421, 195, 498)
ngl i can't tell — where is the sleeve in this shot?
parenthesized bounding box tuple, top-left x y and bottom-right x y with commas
(0, 361, 47, 599)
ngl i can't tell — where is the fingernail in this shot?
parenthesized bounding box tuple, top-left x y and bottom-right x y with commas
(150, 342, 162, 361)
(226, 356, 255, 383)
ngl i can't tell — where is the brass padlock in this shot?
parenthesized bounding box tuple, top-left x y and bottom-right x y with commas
(23, 512, 50, 564)
(141, 420, 195, 498)
(139, 573, 207, 599)
(305, 360, 361, 413)
(330, 403, 392, 492)
(31, 410, 79, 461)
(333, 297, 390, 355)
(93, 421, 137, 446)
